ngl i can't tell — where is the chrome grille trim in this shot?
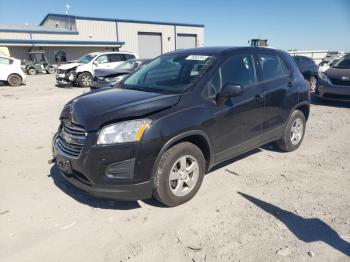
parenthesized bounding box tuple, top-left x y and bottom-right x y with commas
(55, 122, 86, 158)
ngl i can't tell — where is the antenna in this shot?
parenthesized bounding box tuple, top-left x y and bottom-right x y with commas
(65, 4, 70, 15)
(65, 4, 71, 30)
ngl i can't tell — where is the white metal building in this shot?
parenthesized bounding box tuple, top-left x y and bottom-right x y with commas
(0, 13, 205, 63)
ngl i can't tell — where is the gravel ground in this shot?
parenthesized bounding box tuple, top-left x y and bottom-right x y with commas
(0, 74, 349, 262)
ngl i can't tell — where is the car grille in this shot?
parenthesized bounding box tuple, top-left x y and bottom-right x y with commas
(57, 69, 66, 74)
(56, 122, 86, 158)
(329, 77, 350, 87)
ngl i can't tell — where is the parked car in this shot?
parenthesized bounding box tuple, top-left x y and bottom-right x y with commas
(319, 54, 345, 73)
(56, 51, 137, 87)
(316, 54, 350, 101)
(51, 47, 310, 207)
(24, 51, 55, 75)
(91, 59, 151, 90)
(293, 55, 319, 92)
(0, 56, 26, 86)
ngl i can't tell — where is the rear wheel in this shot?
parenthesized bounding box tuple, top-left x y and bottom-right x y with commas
(153, 142, 205, 207)
(77, 73, 92, 87)
(7, 74, 22, 86)
(27, 68, 36, 75)
(275, 110, 306, 152)
(47, 67, 55, 74)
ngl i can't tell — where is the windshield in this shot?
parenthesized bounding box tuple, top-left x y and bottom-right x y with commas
(77, 54, 97, 64)
(123, 54, 215, 94)
(115, 60, 142, 70)
(332, 55, 350, 69)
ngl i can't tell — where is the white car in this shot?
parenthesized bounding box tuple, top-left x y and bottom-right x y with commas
(56, 51, 137, 87)
(0, 57, 26, 86)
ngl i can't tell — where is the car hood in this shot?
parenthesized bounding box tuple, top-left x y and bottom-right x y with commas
(60, 88, 181, 131)
(325, 67, 350, 79)
(94, 68, 132, 77)
(58, 62, 82, 70)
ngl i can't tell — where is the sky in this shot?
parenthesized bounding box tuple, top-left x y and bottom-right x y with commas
(0, 0, 349, 51)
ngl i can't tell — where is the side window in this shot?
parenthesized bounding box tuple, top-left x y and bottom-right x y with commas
(259, 54, 290, 81)
(293, 57, 300, 67)
(0, 57, 11, 65)
(302, 58, 314, 67)
(204, 54, 256, 99)
(109, 54, 123, 62)
(123, 54, 136, 60)
(96, 55, 108, 64)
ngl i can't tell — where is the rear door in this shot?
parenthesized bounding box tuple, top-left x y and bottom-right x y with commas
(255, 51, 296, 142)
(107, 53, 126, 68)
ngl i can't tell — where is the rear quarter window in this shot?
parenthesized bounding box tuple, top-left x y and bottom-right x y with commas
(258, 54, 290, 81)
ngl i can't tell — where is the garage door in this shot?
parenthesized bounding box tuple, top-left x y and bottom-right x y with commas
(138, 32, 162, 59)
(177, 34, 197, 50)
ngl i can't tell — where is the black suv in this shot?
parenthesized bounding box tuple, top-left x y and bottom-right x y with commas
(293, 55, 319, 92)
(52, 47, 310, 207)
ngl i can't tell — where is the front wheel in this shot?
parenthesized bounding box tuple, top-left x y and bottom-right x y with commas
(153, 142, 205, 207)
(7, 74, 22, 86)
(77, 73, 92, 87)
(275, 110, 306, 152)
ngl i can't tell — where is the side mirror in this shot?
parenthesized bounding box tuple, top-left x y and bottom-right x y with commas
(93, 61, 99, 67)
(216, 83, 244, 106)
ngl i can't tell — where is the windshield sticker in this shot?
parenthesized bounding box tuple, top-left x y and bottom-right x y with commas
(186, 55, 210, 61)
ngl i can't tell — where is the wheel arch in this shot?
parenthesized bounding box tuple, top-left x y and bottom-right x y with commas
(293, 101, 310, 121)
(152, 130, 214, 178)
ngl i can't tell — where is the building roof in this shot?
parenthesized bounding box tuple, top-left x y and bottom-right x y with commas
(40, 13, 205, 28)
(0, 23, 78, 34)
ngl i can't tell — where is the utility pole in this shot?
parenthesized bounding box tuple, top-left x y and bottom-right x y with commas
(65, 4, 71, 30)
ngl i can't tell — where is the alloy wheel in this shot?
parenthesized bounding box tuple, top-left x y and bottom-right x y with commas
(168, 155, 199, 197)
(290, 118, 304, 145)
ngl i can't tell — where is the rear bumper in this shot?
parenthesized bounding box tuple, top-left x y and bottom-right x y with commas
(315, 81, 350, 101)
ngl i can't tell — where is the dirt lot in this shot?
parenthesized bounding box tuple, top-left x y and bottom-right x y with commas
(0, 74, 349, 262)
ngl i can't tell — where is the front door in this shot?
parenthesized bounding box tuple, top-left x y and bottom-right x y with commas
(203, 53, 265, 163)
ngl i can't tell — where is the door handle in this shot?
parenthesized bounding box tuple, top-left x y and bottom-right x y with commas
(287, 81, 293, 88)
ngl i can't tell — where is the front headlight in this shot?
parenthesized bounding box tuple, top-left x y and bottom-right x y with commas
(105, 76, 124, 83)
(97, 119, 151, 144)
(319, 72, 332, 84)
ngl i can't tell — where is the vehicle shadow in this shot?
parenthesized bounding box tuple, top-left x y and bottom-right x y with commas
(49, 165, 142, 210)
(311, 95, 350, 108)
(238, 192, 350, 257)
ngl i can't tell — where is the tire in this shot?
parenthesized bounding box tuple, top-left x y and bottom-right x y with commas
(153, 142, 206, 207)
(309, 75, 317, 92)
(27, 68, 36, 75)
(47, 67, 55, 74)
(275, 110, 306, 152)
(77, 72, 92, 87)
(7, 74, 22, 86)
